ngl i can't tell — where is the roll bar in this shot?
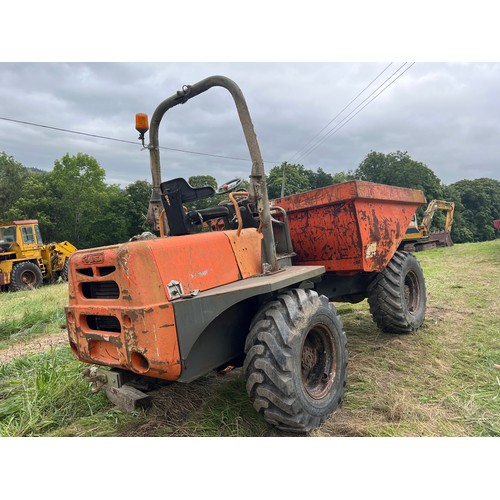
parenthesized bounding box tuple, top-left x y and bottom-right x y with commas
(144, 75, 278, 272)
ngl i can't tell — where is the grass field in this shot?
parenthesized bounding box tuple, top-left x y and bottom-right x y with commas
(0, 240, 498, 437)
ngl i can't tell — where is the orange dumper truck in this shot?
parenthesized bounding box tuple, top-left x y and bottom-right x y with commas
(65, 76, 426, 433)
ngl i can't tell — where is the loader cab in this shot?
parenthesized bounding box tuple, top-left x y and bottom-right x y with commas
(0, 226, 16, 251)
(19, 223, 43, 246)
(0, 220, 43, 253)
(404, 214, 421, 238)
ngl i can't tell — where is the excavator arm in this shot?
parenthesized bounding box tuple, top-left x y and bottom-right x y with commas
(420, 200, 455, 235)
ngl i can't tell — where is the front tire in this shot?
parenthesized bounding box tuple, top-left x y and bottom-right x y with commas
(10, 261, 43, 292)
(243, 289, 348, 433)
(367, 251, 426, 333)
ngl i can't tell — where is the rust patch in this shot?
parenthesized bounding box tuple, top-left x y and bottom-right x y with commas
(116, 245, 130, 274)
(275, 182, 422, 272)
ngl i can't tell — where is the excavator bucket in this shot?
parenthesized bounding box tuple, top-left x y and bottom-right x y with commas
(428, 231, 453, 248)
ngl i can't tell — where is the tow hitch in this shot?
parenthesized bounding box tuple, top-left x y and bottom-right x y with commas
(83, 366, 152, 413)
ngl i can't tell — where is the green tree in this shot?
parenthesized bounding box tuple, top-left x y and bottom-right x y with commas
(304, 166, 335, 190)
(446, 178, 500, 242)
(87, 184, 131, 247)
(124, 179, 154, 236)
(267, 162, 312, 199)
(45, 153, 109, 247)
(187, 175, 218, 210)
(267, 163, 353, 198)
(331, 171, 355, 184)
(0, 152, 29, 216)
(354, 151, 445, 200)
(5, 170, 56, 241)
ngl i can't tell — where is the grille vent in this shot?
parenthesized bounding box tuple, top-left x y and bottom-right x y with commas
(85, 315, 121, 333)
(98, 266, 116, 276)
(82, 281, 120, 299)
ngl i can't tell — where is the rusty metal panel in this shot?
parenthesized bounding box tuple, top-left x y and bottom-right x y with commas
(66, 232, 243, 381)
(0, 271, 9, 285)
(273, 181, 425, 272)
(66, 241, 183, 381)
(355, 199, 415, 271)
(225, 228, 263, 279)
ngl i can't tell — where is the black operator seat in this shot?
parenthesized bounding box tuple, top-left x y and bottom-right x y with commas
(160, 177, 229, 236)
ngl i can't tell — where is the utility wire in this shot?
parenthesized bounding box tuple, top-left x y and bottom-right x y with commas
(0, 116, 282, 164)
(1, 63, 414, 170)
(287, 62, 394, 164)
(294, 62, 414, 163)
(314, 63, 416, 145)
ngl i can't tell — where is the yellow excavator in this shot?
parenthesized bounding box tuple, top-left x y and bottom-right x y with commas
(0, 219, 76, 291)
(400, 199, 455, 252)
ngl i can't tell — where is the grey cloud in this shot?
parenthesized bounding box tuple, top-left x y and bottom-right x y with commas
(1, 62, 499, 188)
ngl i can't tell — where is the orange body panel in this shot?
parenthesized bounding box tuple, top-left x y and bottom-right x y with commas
(225, 228, 263, 279)
(66, 242, 183, 380)
(65, 228, 261, 380)
(272, 180, 426, 272)
(149, 231, 241, 296)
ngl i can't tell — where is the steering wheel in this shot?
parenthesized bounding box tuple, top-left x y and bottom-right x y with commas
(216, 178, 243, 195)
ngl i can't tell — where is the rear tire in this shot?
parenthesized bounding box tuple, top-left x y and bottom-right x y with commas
(60, 259, 69, 281)
(367, 251, 426, 333)
(243, 289, 348, 433)
(10, 261, 43, 292)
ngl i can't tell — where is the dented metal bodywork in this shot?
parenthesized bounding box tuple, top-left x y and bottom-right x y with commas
(67, 227, 324, 383)
(66, 228, 268, 381)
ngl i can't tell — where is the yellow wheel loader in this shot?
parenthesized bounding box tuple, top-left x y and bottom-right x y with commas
(0, 219, 76, 291)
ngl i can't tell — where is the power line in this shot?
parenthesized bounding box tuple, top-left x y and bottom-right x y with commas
(1, 62, 415, 171)
(287, 62, 394, 164)
(0, 116, 282, 164)
(294, 62, 415, 163)
(315, 63, 416, 145)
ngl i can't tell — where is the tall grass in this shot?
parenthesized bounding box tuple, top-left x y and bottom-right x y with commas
(0, 347, 106, 436)
(0, 283, 68, 344)
(0, 240, 498, 437)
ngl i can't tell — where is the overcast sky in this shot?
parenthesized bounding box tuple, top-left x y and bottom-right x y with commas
(1, 61, 499, 189)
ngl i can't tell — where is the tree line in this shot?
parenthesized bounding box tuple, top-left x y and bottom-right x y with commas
(1, 150, 499, 249)
(267, 151, 500, 244)
(0, 152, 152, 248)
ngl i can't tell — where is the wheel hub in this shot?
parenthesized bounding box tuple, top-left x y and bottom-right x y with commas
(301, 345, 316, 371)
(404, 270, 420, 314)
(301, 325, 336, 400)
(21, 271, 36, 286)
